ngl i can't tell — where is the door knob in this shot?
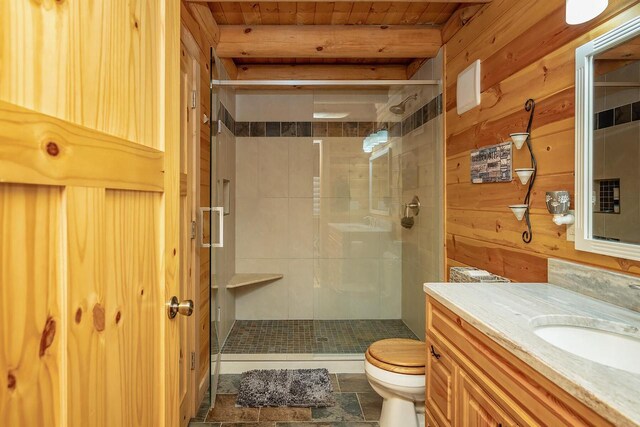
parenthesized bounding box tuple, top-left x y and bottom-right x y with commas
(167, 296, 194, 319)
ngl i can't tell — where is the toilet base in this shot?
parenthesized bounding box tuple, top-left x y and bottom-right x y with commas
(379, 396, 425, 427)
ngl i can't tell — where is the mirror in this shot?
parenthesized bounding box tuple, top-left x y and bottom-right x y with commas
(369, 146, 391, 215)
(575, 17, 640, 260)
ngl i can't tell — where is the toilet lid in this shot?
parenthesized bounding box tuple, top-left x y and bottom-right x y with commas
(366, 339, 425, 375)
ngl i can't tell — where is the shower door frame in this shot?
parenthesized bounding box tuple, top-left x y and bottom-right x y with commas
(211, 79, 441, 87)
(207, 77, 445, 356)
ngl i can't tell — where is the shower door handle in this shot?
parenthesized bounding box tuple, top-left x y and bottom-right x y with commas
(199, 207, 224, 248)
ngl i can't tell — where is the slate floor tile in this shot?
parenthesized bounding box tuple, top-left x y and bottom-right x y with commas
(207, 395, 259, 423)
(218, 374, 242, 394)
(259, 407, 312, 422)
(356, 393, 382, 421)
(311, 393, 364, 422)
(336, 374, 373, 393)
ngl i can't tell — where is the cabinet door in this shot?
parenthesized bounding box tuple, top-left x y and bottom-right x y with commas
(458, 370, 517, 427)
(426, 341, 456, 427)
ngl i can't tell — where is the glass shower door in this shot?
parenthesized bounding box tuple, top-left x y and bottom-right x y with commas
(312, 88, 403, 326)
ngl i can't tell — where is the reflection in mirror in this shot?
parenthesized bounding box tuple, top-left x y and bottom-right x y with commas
(369, 146, 391, 215)
(592, 34, 640, 244)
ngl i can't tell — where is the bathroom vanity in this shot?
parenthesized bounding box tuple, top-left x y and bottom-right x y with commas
(423, 283, 640, 427)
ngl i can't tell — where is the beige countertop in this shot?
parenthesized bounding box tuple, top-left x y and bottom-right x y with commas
(423, 282, 640, 427)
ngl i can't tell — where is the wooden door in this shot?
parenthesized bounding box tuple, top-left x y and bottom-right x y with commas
(458, 370, 517, 427)
(0, 2, 181, 427)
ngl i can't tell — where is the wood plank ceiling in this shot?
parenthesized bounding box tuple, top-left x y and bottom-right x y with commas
(186, 1, 489, 79)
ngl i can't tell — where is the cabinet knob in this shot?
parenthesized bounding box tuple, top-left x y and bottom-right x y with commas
(430, 345, 441, 360)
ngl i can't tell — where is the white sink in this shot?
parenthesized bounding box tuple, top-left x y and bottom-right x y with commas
(533, 324, 640, 374)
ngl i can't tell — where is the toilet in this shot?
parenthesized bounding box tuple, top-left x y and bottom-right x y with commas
(364, 338, 426, 427)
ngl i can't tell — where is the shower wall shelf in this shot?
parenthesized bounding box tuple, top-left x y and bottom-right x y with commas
(224, 273, 284, 290)
(509, 98, 537, 244)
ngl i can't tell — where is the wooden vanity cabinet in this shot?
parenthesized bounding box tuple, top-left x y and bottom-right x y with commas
(425, 297, 614, 427)
(426, 340, 456, 427)
(457, 370, 517, 427)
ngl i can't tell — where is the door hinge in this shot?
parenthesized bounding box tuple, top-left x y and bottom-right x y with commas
(217, 119, 223, 134)
(190, 352, 195, 370)
(191, 90, 197, 109)
(191, 220, 196, 239)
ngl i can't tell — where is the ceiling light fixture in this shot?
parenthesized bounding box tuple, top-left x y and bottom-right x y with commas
(566, 0, 608, 25)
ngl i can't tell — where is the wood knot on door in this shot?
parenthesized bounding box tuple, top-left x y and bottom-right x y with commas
(39, 317, 56, 357)
(7, 372, 16, 391)
(46, 142, 60, 157)
(93, 303, 105, 332)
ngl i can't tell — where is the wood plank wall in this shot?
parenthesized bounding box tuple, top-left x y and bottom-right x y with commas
(444, 0, 640, 282)
(181, 2, 215, 385)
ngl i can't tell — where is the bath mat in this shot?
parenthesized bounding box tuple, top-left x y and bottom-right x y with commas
(236, 368, 335, 408)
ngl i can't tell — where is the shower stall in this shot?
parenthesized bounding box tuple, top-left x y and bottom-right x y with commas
(205, 52, 444, 410)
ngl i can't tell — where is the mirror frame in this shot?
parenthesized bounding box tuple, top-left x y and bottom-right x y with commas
(369, 146, 391, 215)
(575, 16, 640, 261)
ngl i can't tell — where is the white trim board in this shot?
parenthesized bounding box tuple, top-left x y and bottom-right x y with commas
(217, 353, 365, 374)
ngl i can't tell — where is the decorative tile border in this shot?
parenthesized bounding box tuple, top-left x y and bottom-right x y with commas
(401, 94, 442, 136)
(217, 103, 236, 134)
(235, 120, 387, 138)
(594, 100, 640, 130)
(215, 93, 443, 138)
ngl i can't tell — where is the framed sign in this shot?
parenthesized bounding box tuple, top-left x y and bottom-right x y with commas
(470, 142, 512, 184)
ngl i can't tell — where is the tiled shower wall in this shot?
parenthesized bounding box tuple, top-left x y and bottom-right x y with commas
(232, 54, 443, 331)
(234, 90, 403, 320)
(234, 91, 318, 320)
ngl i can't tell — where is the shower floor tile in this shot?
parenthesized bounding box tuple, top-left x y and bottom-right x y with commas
(221, 320, 418, 354)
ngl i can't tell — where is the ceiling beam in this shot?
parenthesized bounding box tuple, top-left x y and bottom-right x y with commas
(236, 64, 408, 80)
(184, 2, 242, 79)
(219, 58, 239, 79)
(187, 0, 490, 3)
(216, 25, 442, 59)
(407, 58, 428, 79)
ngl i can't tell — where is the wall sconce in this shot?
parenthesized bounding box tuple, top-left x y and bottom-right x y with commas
(509, 204, 528, 221)
(510, 133, 529, 150)
(508, 99, 537, 244)
(514, 168, 535, 185)
(566, 0, 608, 25)
(546, 191, 575, 225)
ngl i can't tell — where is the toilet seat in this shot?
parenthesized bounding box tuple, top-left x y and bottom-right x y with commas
(365, 338, 425, 375)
